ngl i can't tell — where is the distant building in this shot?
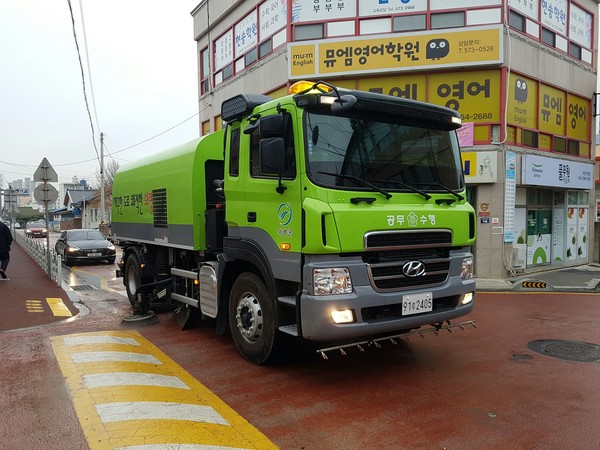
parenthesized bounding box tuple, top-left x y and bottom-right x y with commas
(192, 0, 599, 278)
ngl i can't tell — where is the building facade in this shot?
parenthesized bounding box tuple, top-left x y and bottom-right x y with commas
(192, 0, 599, 279)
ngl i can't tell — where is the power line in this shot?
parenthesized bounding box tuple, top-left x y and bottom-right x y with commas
(78, 0, 101, 133)
(0, 112, 199, 169)
(66, 0, 99, 163)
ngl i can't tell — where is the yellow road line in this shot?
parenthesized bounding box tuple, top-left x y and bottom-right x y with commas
(26, 300, 44, 313)
(51, 330, 277, 450)
(46, 297, 72, 317)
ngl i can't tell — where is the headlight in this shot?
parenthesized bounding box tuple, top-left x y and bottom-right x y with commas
(313, 268, 352, 295)
(461, 257, 473, 279)
(67, 246, 79, 253)
(107, 243, 115, 250)
(42, 228, 47, 233)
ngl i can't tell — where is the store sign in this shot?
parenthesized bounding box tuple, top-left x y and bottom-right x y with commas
(508, 0, 538, 20)
(503, 151, 516, 243)
(288, 25, 503, 79)
(291, 0, 356, 23)
(566, 93, 590, 141)
(234, 11, 258, 57)
(462, 151, 497, 183)
(521, 154, 593, 190)
(214, 29, 233, 71)
(538, 84, 566, 135)
(259, 0, 287, 40)
(541, 0, 567, 35)
(428, 70, 500, 122)
(359, 0, 428, 17)
(569, 3, 593, 49)
(507, 74, 537, 129)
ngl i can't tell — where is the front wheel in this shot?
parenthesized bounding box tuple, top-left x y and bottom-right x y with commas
(229, 272, 280, 364)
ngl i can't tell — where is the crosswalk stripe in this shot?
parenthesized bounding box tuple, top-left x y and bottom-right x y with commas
(70, 351, 160, 364)
(96, 401, 229, 425)
(64, 335, 140, 346)
(51, 331, 277, 450)
(83, 372, 189, 389)
(116, 445, 248, 450)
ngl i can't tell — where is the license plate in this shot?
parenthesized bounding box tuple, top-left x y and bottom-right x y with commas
(402, 292, 433, 316)
(88, 252, 101, 257)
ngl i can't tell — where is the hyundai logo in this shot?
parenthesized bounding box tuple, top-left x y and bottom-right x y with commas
(402, 261, 426, 277)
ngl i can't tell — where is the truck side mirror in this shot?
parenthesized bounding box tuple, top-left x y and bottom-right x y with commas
(258, 114, 285, 137)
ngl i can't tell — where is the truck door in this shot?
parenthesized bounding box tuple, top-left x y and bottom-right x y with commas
(237, 109, 303, 282)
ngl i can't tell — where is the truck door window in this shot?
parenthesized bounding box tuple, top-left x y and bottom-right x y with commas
(228, 127, 240, 177)
(250, 114, 296, 179)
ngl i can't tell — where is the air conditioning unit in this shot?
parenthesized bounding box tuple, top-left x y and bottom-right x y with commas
(511, 244, 527, 269)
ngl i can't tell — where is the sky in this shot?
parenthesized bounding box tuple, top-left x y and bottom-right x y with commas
(0, 0, 202, 188)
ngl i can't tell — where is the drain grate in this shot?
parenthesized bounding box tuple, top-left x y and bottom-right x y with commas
(69, 285, 98, 291)
(528, 339, 600, 363)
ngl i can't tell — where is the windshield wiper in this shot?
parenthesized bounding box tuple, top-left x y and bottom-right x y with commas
(416, 182, 464, 201)
(318, 171, 392, 200)
(373, 179, 431, 200)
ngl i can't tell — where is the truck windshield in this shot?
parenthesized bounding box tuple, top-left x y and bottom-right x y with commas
(304, 110, 464, 193)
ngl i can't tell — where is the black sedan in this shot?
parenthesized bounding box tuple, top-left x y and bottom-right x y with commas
(55, 229, 116, 265)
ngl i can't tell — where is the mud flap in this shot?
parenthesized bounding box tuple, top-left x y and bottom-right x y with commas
(175, 305, 192, 329)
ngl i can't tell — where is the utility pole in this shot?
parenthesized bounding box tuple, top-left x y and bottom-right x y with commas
(100, 132, 105, 224)
(8, 184, 14, 230)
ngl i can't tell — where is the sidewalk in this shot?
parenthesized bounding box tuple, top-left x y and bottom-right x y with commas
(0, 241, 78, 331)
(2, 238, 598, 331)
(475, 263, 600, 292)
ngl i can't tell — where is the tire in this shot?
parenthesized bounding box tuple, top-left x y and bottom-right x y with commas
(124, 253, 142, 308)
(229, 272, 280, 365)
(62, 250, 72, 266)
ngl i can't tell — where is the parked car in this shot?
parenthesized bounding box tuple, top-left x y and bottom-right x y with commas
(25, 221, 47, 238)
(55, 229, 116, 265)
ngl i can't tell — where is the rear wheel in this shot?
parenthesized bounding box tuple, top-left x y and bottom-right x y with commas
(229, 272, 280, 364)
(124, 253, 142, 308)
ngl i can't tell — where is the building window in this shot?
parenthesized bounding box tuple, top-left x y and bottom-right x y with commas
(567, 140, 579, 156)
(222, 63, 233, 80)
(508, 10, 525, 32)
(244, 48, 258, 66)
(200, 48, 210, 94)
(553, 137, 566, 153)
(569, 42, 582, 60)
(541, 28, 555, 46)
(431, 12, 465, 30)
(523, 130, 538, 148)
(258, 38, 272, 58)
(294, 23, 324, 41)
(393, 14, 426, 33)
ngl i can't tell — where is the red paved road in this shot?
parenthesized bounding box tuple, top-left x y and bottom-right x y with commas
(1, 251, 599, 450)
(0, 241, 78, 331)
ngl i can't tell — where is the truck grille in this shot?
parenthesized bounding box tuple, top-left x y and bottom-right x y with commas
(364, 231, 452, 291)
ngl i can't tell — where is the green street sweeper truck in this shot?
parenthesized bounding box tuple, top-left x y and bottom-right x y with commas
(111, 80, 477, 364)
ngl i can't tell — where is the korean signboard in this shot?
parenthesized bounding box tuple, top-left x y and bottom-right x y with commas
(358, 0, 427, 17)
(507, 74, 537, 129)
(288, 25, 503, 79)
(259, 0, 287, 40)
(521, 154, 593, 190)
(234, 11, 258, 57)
(291, 0, 356, 23)
(569, 3, 593, 48)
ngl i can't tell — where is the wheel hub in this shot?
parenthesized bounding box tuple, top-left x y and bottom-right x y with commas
(235, 293, 263, 343)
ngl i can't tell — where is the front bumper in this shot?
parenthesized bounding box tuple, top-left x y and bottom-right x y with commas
(300, 252, 475, 341)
